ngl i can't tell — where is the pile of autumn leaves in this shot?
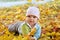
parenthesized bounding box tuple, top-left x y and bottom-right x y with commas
(0, 1, 60, 40)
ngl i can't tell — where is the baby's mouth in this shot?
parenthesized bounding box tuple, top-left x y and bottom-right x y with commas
(30, 21, 33, 22)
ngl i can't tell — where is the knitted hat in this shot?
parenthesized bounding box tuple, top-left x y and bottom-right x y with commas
(26, 6, 40, 19)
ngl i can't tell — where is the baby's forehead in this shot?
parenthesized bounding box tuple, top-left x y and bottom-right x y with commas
(26, 15, 37, 17)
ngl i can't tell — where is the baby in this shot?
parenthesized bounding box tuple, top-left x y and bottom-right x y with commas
(8, 6, 41, 40)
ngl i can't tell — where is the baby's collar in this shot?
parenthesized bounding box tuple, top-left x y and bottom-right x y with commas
(25, 22, 37, 29)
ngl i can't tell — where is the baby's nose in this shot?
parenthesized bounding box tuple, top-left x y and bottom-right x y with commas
(30, 17, 34, 20)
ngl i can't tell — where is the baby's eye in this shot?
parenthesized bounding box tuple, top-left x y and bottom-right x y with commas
(33, 16, 37, 18)
(27, 16, 31, 18)
(27, 15, 37, 18)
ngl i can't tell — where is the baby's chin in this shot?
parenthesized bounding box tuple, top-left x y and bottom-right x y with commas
(29, 22, 35, 25)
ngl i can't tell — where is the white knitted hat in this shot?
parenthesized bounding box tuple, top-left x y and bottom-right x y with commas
(26, 6, 40, 19)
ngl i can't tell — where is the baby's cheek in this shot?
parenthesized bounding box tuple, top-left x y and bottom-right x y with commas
(34, 20, 37, 23)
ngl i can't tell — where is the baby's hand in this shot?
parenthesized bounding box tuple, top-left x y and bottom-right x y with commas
(30, 37, 35, 40)
(0, 31, 5, 35)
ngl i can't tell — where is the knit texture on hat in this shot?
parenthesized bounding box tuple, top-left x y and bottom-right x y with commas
(26, 6, 40, 19)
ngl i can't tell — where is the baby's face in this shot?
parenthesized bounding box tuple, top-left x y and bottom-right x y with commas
(25, 15, 38, 26)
